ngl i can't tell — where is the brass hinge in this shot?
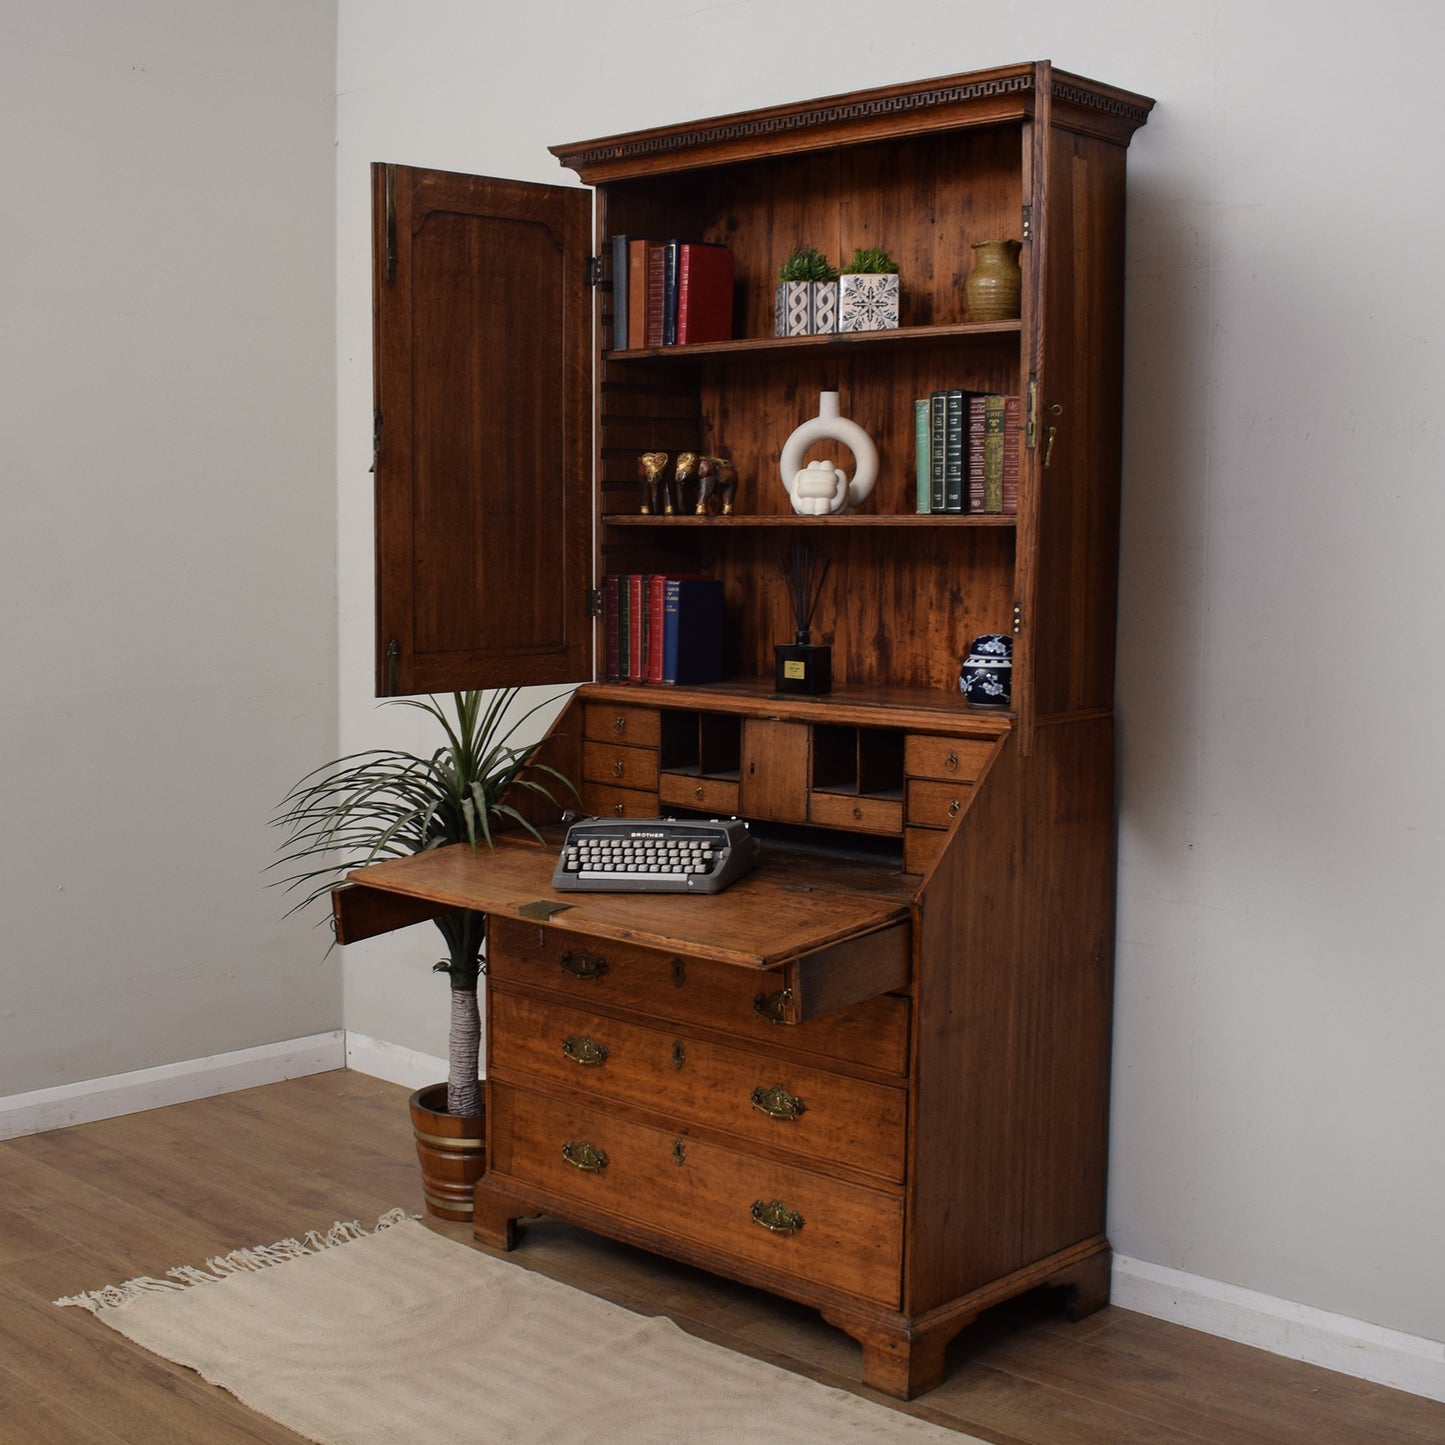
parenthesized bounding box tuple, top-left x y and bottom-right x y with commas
(371, 408, 381, 474)
(585, 254, 606, 287)
(1021, 204, 1033, 241)
(1026, 376, 1039, 449)
(585, 586, 605, 620)
(384, 164, 397, 281)
(1013, 602, 1023, 635)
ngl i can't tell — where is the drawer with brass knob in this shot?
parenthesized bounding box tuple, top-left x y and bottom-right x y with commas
(487, 1080, 904, 1306)
(487, 918, 909, 1077)
(488, 989, 907, 1183)
(582, 740, 659, 792)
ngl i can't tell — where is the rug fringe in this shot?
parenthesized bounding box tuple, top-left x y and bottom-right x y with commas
(54, 1208, 415, 1313)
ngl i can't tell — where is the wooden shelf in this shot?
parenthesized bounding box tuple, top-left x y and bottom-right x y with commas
(603, 512, 1018, 528)
(604, 319, 1021, 363)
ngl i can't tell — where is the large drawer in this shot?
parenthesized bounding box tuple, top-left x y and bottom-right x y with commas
(489, 1080, 903, 1307)
(490, 990, 907, 1182)
(488, 917, 909, 1076)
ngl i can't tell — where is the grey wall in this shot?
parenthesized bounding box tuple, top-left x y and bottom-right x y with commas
(0, 1, 341, 1091)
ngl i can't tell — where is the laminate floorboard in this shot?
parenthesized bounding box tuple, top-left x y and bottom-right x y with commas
(1, 1071, 1440, 1444)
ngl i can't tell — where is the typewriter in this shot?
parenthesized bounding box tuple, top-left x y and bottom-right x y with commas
(551, 816, 760, 894)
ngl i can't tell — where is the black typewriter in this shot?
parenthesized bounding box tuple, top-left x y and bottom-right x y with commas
(551, 816, 760, 894)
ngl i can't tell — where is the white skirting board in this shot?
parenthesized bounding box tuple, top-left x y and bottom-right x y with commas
(0, 1032, 346, 1141)
(342, 1033, 448, 1092)
(1113, 1255, 1445, 1404)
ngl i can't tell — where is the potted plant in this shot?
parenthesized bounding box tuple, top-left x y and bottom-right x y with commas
(270, 688, 573, 1217)
(774, 244, 839, 336)
(838, 245, 901, 332)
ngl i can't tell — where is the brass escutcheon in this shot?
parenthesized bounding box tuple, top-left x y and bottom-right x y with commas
(752, 988, 792, 1024)
(671, 957, 686, 988)
(562, 1034, 610, 1066)
(560, 947, 608, 980)
(751, 1199, 804, 1235)
(751, 1083, 807, 1121)
(672, 1040, 686, 1070)
(672, 1137, 686, 1166)
(561, 1140, 609, 1172)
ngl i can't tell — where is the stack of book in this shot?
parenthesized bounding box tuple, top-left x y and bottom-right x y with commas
(609, 237, 735, 350)
(913, 392, 1021, 514)
(603, 574, 725, 685)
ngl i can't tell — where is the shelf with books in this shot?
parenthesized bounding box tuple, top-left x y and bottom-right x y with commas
(602, 512, 1018, 528)
(603, 318, 1022, 363)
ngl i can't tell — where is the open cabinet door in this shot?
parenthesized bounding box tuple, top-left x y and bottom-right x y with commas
(371, 164, 592, 696)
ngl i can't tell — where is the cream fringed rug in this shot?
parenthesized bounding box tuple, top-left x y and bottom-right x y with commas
(57, 1211, 978, 1444)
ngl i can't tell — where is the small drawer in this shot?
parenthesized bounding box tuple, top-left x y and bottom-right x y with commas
(489, 990, 907, 1182)
(904, 735, 995, 783)
(579, 782, 659, 818)
(903, 826, 947, 876)
(584, 703, 660, 747)
(808, 791, 904, 835)
(487, 918, 910, 1076)
(583, 740, 659, 792)
(906, 778, 973, 829)
(488, 1081, 903, 1306)
(658, 773, 741, 815)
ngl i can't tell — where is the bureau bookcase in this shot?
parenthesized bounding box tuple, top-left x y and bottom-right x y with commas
(342, 62, 1153, 1397)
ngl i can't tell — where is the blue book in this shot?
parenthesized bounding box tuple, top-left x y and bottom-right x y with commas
(662, 577, 724, 685)
(610, 234, 629, 350)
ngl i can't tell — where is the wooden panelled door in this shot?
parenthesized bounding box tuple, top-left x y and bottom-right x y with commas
(370, 164, 593, 696)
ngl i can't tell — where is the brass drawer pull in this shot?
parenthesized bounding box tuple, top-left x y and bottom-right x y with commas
(562, 1034, 610, 1066)
(612, 760, 625, 777)
(752, 988, 792, 1024)
(948, 797, 962, 817)
(613, 715, 627, 735)
(751, 1199, 804, 1235)
(561, 1140, 609, 1172)
(751, 1083, 807, 1121)
(694, 784, 705, 800)
(559, 947, 608, 980)
(672, 1040, 686, 1070)
(945, 750, 959, 771)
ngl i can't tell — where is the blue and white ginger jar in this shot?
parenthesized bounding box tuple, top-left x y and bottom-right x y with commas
(959, 633, 1013, 707)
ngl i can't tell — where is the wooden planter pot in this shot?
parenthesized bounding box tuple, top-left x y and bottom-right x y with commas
(408, 1083, 485, 1221)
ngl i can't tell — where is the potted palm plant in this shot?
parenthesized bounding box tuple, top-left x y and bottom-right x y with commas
(270, 688, 574, 1217)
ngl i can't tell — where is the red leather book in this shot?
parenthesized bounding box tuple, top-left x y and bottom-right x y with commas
(675, 243, 734, 345)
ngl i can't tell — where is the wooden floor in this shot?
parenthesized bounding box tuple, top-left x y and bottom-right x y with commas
(2, 1072, 1442, 1444)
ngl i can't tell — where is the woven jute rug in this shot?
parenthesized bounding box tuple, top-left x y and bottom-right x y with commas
(57, 1211, 978, 1443)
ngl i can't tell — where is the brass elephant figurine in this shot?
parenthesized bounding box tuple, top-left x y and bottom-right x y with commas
(638, 451, 673, 514)
(674, 452, 738, 515)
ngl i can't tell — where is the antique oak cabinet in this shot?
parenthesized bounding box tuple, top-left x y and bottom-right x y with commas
(338, 62, 1153, 1398)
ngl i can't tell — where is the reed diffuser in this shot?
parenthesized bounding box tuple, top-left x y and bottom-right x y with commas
(774, 544, 832, 695)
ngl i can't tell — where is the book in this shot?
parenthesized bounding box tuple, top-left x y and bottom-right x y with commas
(983, 394, 1006, 513)
(662, 577, 724, 685)
(928, 392, 947, 513)
(645, 244, 666, 348)
(1002, 395, 1021, 514)
(627, 240, 651, 352)
(616, 577, 631, 680)
(967, 395, 987, 513)
(645, 573, 667, 683)
(914, 399, 930, 513)
(661, 240, 680, 346)
(943, 389, 965, 513)
(628, 573, 647, 680)
(675, 243, 734, 344)
(610, 234, 629, 351)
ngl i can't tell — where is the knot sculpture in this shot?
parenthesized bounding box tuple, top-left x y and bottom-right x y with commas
(779, 391, 877, 516)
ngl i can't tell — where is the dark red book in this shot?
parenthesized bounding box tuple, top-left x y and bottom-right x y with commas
(675, 243, 734, 345)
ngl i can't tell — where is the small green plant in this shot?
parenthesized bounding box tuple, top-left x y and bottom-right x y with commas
(777, 245, 838, 283)
(842, 246, 900, 275)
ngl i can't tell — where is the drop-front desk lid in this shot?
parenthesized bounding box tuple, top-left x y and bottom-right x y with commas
(335, 836, 912, 1023)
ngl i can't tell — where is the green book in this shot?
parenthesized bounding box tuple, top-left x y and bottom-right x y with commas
(983, 395, 1006, 513)
(915, 399, 930, 513)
